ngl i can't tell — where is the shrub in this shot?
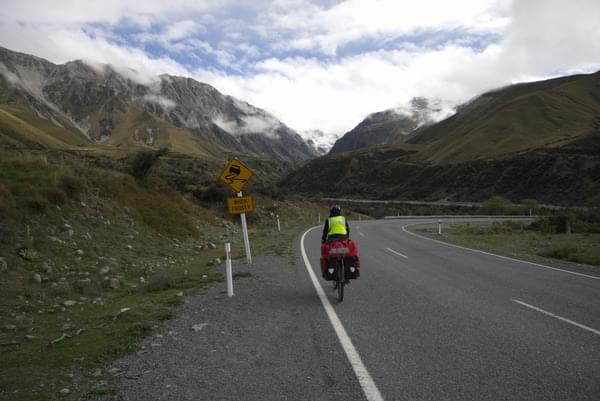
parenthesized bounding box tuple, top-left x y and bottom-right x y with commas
(130, 148, 168, 181)
(58, 173, 84, 200)
(40, 187, 67, 205)
(520, 198, 540, 214)
(145, 272, 173, 292)
(22, 192, 48, 214)
(538, 244, 579, 260)
(480, 196, 513, 215)
(193, 183, 229, 203)
(0, 184, 16, 219)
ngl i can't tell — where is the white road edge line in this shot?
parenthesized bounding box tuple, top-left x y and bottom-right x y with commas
(301, 226, 384, 401)
(385, 248, 408, 259)
(513, 299, 600, 337)
(401, 224, 600, 280)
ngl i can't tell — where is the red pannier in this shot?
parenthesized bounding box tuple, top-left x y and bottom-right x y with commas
(320, 239, 361, 281)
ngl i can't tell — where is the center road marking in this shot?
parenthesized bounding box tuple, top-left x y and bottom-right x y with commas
(386, 247, 408, 259)
(513, 299, 600, 337)
(301, 226, 384, 401)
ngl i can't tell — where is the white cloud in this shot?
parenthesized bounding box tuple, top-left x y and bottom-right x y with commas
(260, 0, 511, 54)
(0, 62, 21, 85)
(1, 0, 600, 147)
(0, 0, 233, 25)
(164, 20, 204, 41)
(143, 94, 177, 109)
(213, 114, 283, 139)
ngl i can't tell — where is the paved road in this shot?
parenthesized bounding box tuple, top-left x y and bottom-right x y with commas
(99, 218, 599, 401)
(301, 218, 600, 401)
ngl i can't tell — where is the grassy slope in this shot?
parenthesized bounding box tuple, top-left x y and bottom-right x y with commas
(0, 155, 226, 401)
(104, 106, 227, 159)
(408, 71, 600, 164)
(418, 222, 600, 268)
(0, 102, 229, 161)
(0, 106, 89, 149)
(281, 72, 600, 204)
(0, 152, 336, 401)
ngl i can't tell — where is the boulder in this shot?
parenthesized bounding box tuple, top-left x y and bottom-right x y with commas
(40, 262, 52, 274)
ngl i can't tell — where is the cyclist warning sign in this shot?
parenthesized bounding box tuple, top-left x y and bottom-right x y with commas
(219, 159, 254, 193)
(227, 195, 254, 214)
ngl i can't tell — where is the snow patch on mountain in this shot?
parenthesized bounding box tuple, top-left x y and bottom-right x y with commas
(300, 129, 339, 155)
(390, 97, 455, 130)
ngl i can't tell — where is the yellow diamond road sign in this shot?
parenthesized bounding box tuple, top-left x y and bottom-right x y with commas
(227, 195, 254, 214)
(219, 159, 254, 193)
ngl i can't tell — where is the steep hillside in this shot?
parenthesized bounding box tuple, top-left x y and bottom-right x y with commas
(281, 72, 600, 205)
(408, 71, 600, 164)
(0, 47, 318, 161)
(282, 135, 600, 205)
(329, 97, 446, 154)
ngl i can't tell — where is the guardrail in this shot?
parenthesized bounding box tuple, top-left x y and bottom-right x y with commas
(383, 215, 538, 220)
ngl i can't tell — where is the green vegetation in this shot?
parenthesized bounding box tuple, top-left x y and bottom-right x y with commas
(479, 196, 541, 215)
(0, 154, 231, 401)
(419, 219, 600, 267)
(281, 72, 600, 206)
(0, 152, 339, 401)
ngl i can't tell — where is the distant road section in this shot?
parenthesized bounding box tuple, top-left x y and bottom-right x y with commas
(321, 197, 575, 210)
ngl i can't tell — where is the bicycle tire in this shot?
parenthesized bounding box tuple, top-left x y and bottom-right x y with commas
(337, 259, 344, 301)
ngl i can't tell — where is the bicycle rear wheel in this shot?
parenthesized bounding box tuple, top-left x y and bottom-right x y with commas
(337, 259, 344, 301)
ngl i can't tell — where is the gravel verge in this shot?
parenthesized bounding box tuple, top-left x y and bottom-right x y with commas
(88, 254, 364, 401)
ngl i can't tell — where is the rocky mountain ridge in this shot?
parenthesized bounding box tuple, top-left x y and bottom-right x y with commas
(281, 71, 600, 205)
(0, 46, 318, 161)
(329, 97, 451, 154)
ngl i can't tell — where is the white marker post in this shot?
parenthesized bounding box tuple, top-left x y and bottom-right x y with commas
(224, 242, 233, 297)
(438, 219, 442, 235)
(238, 192, 252, 265)
(276, 214, 281, 232)
(318, 212, 321, 224)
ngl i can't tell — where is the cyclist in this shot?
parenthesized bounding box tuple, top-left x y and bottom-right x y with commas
(321, 205, 350, 243)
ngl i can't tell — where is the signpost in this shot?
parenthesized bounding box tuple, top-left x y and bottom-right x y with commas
(227, 195, 254, 214)
(219, 159, 254, 265)
(219, 159, 254, 193)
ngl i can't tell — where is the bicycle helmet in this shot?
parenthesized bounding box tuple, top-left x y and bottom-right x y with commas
(329, 205, 342, 216)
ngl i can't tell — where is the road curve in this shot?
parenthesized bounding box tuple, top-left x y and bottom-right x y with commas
(301, 218, 600, 401)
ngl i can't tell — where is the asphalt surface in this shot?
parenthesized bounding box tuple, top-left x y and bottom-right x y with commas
(94, 255, 363, 401)
(98, 218, 600, 401)
(303, 218, 600, 401)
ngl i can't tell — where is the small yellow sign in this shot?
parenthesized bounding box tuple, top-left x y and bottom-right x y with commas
(227, 195, 254, 214)
(219, 159, 254, 193)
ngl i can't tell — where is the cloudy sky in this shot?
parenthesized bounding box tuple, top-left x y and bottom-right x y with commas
(1, 0, 600, 141)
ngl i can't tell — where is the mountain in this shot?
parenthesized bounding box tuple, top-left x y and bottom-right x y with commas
(328, 97, 449, 154)
(281, 72, 600, 205)
(301, 129, 339, 155)
(0, 46, 318, 161)
(406, 72, 600, 164)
